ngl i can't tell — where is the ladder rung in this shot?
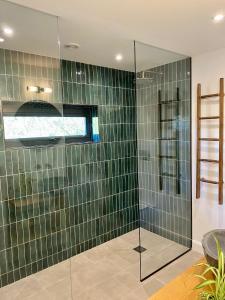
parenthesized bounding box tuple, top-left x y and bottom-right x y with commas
(159, 155, 176, 159)
(200, 178, 219, 184)
(199, 138, 219, 141)
(201, 93, 219, 99)
(162, 173, 176, 178)
(159, 138, 177, 141)
(200, 116, 220, 120)
(159, 100, 179, 105)
(199, 159, 219, 163)
(161, 119, 176, 122)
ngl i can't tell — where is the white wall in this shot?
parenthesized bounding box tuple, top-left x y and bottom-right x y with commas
(192, 47, 225, 253)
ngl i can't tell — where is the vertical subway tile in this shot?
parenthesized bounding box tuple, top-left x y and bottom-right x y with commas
(0, 48, 138, 287)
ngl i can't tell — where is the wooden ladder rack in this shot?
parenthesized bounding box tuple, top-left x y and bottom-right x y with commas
(196, 78, 224, 205)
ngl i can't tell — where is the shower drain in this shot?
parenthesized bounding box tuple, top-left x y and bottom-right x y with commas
(133, 246, 147, 253)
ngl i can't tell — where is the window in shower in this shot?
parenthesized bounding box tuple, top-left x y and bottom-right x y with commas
(2, 101, 99, 147)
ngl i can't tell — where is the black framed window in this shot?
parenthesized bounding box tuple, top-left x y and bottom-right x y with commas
(2, 101, 99, 147)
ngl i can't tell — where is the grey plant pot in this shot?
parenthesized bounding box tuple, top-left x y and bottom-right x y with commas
(202, 229, 225, 268)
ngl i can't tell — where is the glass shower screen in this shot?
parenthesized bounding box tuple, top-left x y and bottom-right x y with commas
(135, 41, 192, 280)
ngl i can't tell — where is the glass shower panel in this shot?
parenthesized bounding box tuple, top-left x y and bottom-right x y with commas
(135, 41, 192, 280)
(0, 0, 70, 292)
(59, 27, 139, 296)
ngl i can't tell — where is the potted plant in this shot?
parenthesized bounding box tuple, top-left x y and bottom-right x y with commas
(194, 237, 225, 299)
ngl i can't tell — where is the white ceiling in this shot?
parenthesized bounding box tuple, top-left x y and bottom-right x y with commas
(2, 0, 225, 71)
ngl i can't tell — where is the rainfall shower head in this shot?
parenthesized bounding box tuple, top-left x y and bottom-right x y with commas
(136, 70, 164, 82)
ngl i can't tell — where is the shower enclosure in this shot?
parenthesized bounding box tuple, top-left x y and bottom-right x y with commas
(0, 0, 192, 294)
(135, 41, 192, 280)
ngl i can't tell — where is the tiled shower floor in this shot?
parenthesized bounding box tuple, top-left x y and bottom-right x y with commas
(0, 229, 201, 300)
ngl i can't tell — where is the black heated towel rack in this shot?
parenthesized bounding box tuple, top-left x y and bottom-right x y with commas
(158, 88, 180, 194)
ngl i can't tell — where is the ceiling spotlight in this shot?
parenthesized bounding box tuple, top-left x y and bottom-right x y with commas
(0, 37, 4, 43)
(115, 54, 123, 61)
(213, 14, 224, 22)
(3, 26, 13, 36)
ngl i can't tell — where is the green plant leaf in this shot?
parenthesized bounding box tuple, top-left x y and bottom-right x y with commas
(202, 266, 218, 278)
(195, 274, 208, 281)
(195, 237, 225, 300)
(200, 291, 215, 300)
(195, 280, 216, 290)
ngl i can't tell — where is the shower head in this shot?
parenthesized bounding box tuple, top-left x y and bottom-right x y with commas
(136, 70, 164, 81)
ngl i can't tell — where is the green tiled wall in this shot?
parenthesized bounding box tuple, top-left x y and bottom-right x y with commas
(0, 49, 138, 287)
(137, 58, 192, 247)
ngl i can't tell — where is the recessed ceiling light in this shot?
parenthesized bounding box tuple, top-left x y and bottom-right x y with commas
(0, 37, 4, 43)
(3, 26, 13, 36)
(115, 54, 123, 61)
(213, 14, 224, 22)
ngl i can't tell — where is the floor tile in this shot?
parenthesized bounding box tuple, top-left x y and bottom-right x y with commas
(0, 229, 201, 300)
